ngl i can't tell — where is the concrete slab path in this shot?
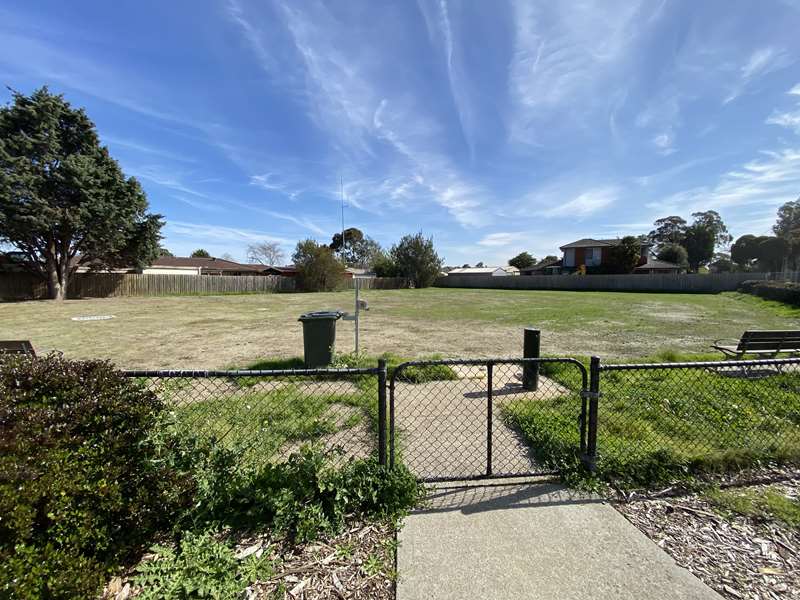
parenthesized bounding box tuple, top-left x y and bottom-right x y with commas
(397, 480, 722, 600)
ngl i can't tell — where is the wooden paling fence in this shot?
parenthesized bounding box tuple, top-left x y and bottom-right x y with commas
(0, 273, 413, 300)
(436, 272, 771, 293)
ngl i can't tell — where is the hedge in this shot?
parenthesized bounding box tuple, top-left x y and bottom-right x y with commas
(738, 280, 800, 306)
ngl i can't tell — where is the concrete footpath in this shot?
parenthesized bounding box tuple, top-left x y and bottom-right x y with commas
(397, 480, 722, 600)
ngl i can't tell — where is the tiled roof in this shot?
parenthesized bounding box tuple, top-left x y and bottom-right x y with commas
(560, 238, 652, 249)
(151, 257, 263, 272)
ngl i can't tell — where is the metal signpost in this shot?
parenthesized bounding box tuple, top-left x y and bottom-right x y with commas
(342, 278, 368, 354)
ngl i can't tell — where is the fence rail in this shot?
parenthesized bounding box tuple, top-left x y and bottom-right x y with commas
(0, 273, 413, 300)
(436, 271, 770, 293)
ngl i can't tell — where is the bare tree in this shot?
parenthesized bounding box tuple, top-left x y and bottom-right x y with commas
(247, 241, 285, 266)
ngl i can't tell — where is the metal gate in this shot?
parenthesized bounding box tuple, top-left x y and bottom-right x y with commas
(389, 358, 589, 482)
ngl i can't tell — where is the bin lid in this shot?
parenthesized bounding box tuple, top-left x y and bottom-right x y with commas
(298, 310, 343, 321)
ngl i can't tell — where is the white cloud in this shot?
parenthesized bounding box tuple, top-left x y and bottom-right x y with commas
(166, 221, 292, 245)
(477, 232, 527, 247)
(766, 83, 800, 134)
(724, 46, 793, 104)
(250, 173, 303, 200)
(652, 131, 676, 155)
(507, 0, 649, 144)
(650, 149, 800, 230)
(543, 187, 618, 218)
(767, 108, 800, 134)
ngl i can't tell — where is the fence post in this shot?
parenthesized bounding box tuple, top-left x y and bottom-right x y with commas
(377, 358, 388, 467)
(486, 362, 493, 477)
(522, 328, 540, 391)
(583, 356, 600, 471)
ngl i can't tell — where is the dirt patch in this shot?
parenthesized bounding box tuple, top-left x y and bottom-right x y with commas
(279, 403, 373, 463)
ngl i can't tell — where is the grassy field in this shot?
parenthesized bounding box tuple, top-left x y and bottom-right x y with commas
(2, 288, 799, 368)
(504, 357, 800, 486)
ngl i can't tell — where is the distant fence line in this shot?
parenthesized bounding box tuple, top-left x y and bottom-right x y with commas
(435, 272, 773, 293)
(0, 273, 412, 300)
(346, 277, 412, 290)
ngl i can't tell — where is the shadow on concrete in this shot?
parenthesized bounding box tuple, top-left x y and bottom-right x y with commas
(414, 480, 604, 516)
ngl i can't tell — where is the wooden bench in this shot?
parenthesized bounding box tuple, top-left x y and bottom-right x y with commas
(712, 330, 800, 359)
(0, 340, 36, 356)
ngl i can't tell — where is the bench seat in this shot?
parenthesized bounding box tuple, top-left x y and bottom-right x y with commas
(712, 330, 800, 359)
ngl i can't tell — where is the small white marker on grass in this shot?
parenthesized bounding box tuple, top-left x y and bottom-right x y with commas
(70, 315, 115, 321)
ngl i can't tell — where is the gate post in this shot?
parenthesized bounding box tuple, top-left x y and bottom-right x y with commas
(583, 356, 601, 471)
(522, 328, 540, 390)
(377, 358, 388, 467)
(486, 362, 493, 477)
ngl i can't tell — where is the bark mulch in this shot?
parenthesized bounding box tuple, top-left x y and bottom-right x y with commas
(614, 468, 800, 600)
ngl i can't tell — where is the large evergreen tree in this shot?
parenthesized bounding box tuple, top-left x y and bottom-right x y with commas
(390, 232, 442, 288)
(0, 88, 162, 300)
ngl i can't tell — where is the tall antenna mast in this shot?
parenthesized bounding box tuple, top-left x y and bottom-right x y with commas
(340, 176, 345, 254)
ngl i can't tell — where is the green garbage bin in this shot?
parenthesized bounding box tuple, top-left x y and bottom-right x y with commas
(299, 311, 343, 367)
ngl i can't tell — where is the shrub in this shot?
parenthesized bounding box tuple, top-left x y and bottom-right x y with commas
(217, 446, 422, 542)
(738, 280, 800, 306)
(0, 355, 190, 599)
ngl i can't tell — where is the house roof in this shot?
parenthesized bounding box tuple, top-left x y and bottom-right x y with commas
(151, 257, 263, 272)
(521, 257, 562, 272)
(559, 238, 652, 250)
(633, 257, 683, 271)
(448, 267, 505, 275)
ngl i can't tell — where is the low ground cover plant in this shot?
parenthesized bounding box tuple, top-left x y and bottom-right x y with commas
(703, 485, 800, 527)
(738, 280, 800, 307)
(1, 355, 422, 599)
(504, 352, 800, 487)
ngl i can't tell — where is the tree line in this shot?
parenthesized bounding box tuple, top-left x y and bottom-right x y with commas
(0, 88, 445, 299)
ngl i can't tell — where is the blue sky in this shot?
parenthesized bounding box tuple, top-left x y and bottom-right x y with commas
(2, 1, 800, 266)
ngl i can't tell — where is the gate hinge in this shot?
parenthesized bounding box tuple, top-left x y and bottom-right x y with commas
(580, 390, 601, 400)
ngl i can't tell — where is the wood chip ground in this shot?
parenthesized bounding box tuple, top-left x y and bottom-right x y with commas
(614, 469, 800, 600)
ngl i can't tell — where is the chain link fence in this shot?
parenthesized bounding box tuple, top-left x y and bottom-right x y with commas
(122, 365, 386, 469)
(593, 357, 800, 483)
(122, 356, 800, 484)
(389, 358, 587, 482)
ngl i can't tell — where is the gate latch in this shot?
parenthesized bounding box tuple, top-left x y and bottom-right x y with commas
(580, 390, 601, 400)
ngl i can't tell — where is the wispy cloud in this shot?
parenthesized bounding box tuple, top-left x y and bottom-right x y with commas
(166, 221, 292, 245)
(507, 0, 648, 144)
(724, 46, 793, 104)
(652, 131, 677, 155)
(250, 173, 303, 200)
(477, 232, 527, 247)
(649, 149, 800, 232)
(766, 82, 800, 135)
(542, 187, 619, 218)
(416, 0, 475, 157)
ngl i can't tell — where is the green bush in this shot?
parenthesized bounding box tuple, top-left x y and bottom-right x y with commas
(738, 280, 800, 306)
(216, 446, 422, 542)
(0, 355, 191, 599)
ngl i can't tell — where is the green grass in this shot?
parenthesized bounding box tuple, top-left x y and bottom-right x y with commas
(504, 352, 800, 486)
(704, 486, 800, 527)
(5, 288, 800, 369)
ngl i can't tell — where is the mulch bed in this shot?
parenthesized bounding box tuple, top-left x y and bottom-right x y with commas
(247, 521, 395, 599)
(614, 468, 800, 600)
(106, 521, 396, 600)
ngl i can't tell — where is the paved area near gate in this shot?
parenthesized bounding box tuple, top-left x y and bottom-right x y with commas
(397, 480, 721, 600)
(394, 365, 572, 479)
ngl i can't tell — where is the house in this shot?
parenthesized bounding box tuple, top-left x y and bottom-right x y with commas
(259, 265, 298, 277)
(143, 257, 268, 276)
(633, 257, 685, 274)
(558, 238, 651, 273)
(554, 238, 683, 274)
(520, 257, 563, 275)
(503, 266, 520, 276)
(447, 267, 511, 277)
